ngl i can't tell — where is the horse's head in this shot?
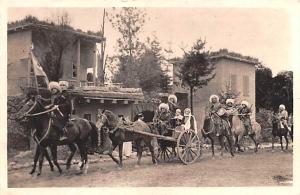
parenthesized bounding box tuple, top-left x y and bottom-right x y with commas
(16, 96, 42, 121)
(96, 110, 119, 130)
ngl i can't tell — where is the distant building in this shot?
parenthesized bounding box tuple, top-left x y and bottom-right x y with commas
(7, 22, 144, 123)
(172, 51, 257, 129)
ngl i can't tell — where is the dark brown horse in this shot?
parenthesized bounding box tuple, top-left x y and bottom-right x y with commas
(96, 110, 159, 167)
(17, 96, 98, 175)
(271, 114, 289, 151)
(202, 116, 235, 158)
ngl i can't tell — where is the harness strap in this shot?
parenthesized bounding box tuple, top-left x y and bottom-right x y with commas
(34, 118, 52, 146)
(25, 105, 60, 117)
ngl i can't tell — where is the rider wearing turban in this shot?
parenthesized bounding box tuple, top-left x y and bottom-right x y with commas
(153, 103, 171, 135)
(48, 81, 72, 142)
(168, 94, 178, 118)
(238, 100, 253, 135)
(224, 99, 236, 128)
(206, 94, 226, 136)
(278, 104, 290, 131)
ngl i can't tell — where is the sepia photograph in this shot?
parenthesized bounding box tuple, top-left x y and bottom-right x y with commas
(3, 2, 298, 192)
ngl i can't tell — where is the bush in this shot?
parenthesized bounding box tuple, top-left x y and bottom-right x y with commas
(256, 108, 273, 142)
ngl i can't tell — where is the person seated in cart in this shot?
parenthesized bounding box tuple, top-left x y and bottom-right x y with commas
(168, 94, 179, 117)
(181, 108, 197, 133)
(153, 103, 171, 135)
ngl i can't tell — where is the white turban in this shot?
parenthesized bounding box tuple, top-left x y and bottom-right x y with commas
(279, 104, 286, 110)
(226, 99, 235, 104)
(168, 94, 177, 104)
(158, 103, 169, 111)
(241, 100, 249, 107)
(184, 108, 191, 116)
(59, 80, 69, 91)
(209, 95, 219, 103)
(49, 81, 61, 93)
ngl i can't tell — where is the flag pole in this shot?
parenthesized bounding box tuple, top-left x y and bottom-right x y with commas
(30, 43, 40, 95)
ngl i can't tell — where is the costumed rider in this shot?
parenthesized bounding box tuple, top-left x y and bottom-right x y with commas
(182, 108, 197, 133)
(153, 103, 171, 135)
(224, 98, 236, 128)
(207, 94, 223, 136)
(278, 104, 290, 131)
(168, 94, 178, 117)
(48, 81, 72, 142)
(238, 100, 253, 136)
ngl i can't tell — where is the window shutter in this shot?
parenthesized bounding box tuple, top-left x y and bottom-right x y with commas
(243, 75, 249, 96)
(230, 74, 237, 92)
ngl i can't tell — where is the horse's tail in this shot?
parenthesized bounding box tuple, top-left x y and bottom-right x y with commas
(89, 121, 98, 148)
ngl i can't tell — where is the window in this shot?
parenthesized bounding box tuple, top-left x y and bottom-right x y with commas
(83, 114, 91, 121)
(243, 75, 249, 96)
(72, 63, 77, 78)
(230, 74, 237, 92)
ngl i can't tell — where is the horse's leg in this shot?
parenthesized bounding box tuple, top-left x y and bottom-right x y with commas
(226, 135, 234, 157)
(218, 136, 224, 157)
(49, 145, 62, 174)
(66, 143, 77, 170)
(237, 134, 244, 152)
(43, 147, 54, 171)
(284, 135, 289, 150)
(250, 134, 258, 153)
(30, 145, 40, 174)
(272, 135, 275, 152)
(118, 143, 123, 167)
(149, 141, 158, 165)
(280, 136, 284, 151)
(108, 143, 120, 165)
(136, 140, 143, 166)
(76, 142, 86, 170)
(37, 148, 44, 176)
(208, 134, 215, 158)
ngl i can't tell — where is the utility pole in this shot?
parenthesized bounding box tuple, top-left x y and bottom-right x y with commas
(98, 8, 106, 84)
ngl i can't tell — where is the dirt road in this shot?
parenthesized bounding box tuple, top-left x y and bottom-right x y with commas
(8, 148, 293, 187)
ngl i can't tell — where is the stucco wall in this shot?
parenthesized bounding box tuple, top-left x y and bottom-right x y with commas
(173, 58, 256, 131)
(74, 100, 135, 123)
(7, 30, 32, 96)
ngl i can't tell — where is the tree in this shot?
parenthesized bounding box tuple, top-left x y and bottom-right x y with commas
(271, 71, 293, 113)
(176, 39, 215, 113)
(32, 12, 75, 81)
(137, 36, 171, 97)
(255, 64, 273, 110)
(108, 8, 146, 87)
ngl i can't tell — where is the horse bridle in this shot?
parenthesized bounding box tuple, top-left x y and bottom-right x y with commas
(24, 98, 63, 145)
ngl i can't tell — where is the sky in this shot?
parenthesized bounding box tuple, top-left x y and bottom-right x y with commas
(8, 7, 293, 75)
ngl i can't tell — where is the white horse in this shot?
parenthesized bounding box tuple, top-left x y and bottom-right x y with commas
(231, 110, 261, 153)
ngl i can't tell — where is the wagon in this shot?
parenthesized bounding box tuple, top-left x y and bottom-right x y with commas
(124, 123, 202, 165)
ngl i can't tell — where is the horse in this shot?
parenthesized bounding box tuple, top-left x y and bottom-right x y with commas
(16, 96, 98, 175)
(202, 114, 235, 158)
(271, 114, 289, 151)
(96, 109, 159, 168)
(231, 112, 261, 153)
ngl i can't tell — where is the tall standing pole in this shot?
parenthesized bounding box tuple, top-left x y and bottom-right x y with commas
(98, 8, 106, 84)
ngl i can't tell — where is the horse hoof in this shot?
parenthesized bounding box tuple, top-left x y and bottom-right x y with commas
(29, 170, 35, 174)
(134, 164, 140, 168)
(50, 167, 54, 172)
(211, 156, 215, 160)
(37, 173, 41, 176)
(117, 166, 122, 171)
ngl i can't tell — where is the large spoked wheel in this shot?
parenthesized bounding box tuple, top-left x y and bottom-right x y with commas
(177, 129, 202, 165)
(156, 145, 176, 162)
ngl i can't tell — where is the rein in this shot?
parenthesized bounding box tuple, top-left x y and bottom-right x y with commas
(31, 118, 53, 146)
(25, 105, 64, 117)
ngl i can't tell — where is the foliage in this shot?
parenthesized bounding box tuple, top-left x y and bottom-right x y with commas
(108, 8, 146, 87)
(137, 36, 171, 95)
(108, 8, 170, 94)
(218, 81, 240, 105)
(255, 64, 273, 110)
(271, 71, 293, 113)
(175, 39, 215, 112)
